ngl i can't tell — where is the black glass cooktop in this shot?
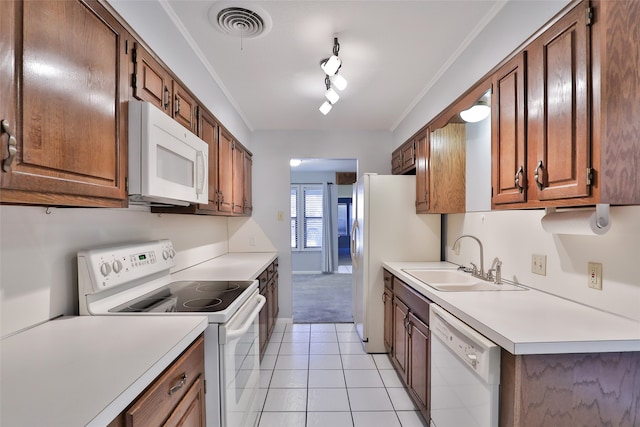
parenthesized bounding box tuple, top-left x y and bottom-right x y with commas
(109, 280, 254, 313)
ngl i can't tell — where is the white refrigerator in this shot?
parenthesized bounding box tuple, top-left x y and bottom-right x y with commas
(351, 173, 441, 353)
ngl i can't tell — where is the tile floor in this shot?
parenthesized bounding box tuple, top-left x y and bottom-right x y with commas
(257, 322, 429, 427)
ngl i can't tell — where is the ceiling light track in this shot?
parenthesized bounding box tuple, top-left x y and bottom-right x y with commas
(318, 37, 348, 115)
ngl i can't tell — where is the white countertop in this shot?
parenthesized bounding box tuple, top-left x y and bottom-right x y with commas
(1, 315, 208, 427)
(172, 252, 278, 281)
(384, 261, 640, 355)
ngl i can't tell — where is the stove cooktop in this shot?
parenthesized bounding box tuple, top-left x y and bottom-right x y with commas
(109, 280, 255, 313)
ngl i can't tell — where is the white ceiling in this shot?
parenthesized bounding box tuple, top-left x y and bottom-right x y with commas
(164, 0, 507, 132)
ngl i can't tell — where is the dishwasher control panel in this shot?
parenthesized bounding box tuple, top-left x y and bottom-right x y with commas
(430, 304, 501, 384)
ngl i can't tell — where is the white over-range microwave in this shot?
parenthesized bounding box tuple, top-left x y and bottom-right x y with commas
(128, 99, 208, 206)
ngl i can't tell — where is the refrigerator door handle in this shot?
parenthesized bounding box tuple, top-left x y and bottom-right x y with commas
(350, 219, 359, 269)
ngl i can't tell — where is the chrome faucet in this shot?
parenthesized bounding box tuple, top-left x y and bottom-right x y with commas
(452, 235, 485, 280)
(487, 257, 502, 284)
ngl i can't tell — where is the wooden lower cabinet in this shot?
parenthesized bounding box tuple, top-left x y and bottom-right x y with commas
(500, 350, 640, 427)
(109, 335, 205, 427)
(408, 312, 429, 415)
(259, 258, 279, 360)
(385, 271, 431, 422)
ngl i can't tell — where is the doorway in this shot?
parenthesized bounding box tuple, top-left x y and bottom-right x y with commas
(290, 158, 356, 323)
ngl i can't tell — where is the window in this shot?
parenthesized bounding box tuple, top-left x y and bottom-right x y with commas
(291, 184, 323, 250)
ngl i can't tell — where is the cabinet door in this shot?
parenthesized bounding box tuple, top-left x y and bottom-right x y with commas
(1, 0, 128, 207)
(243, 152, 253, 215)
(232, 143, 245, 215)
(528, 2, 591, 201)
(197, 108, 219, 213)
(415, 130, 430, 213)
(391, 148, 402, 174)
(217, 129, 234, 213)
(408, 312, 430, 416)
(173, 81, 198, 134)
(163, 375, 206, 427)
(392, 298, 409, 381)
(383, 288, 394, 353)
(401, 140, 416, 172)
(492, 52, 528, 207)
(132, 43, 172, 114)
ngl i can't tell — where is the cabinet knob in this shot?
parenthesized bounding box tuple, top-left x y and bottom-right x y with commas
(1, 119, 17, 172)
(514, 165, 525, 193)
(534, 160, 545, 191)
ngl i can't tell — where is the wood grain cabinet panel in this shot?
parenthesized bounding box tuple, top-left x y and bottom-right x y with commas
(0, 0, 128, 207)
(527, 3, 591, 202)
(391, 297, 409, 381)
(414, 130, 430, 213)
(217, 129, 234, 214)
(259, 259, 279, 360)
(132, 43, 172, 114)
(491, 52, 527, 207)
(429, 123, 466, 213)
(408, 312, 429, 420)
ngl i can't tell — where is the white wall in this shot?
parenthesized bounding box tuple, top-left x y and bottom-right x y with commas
(0, 205, 231, 336)
(445, 207, 640, 321)
(250, 129, 391, 318)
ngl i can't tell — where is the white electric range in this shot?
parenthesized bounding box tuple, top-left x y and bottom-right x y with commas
(77, 239, 264, 427)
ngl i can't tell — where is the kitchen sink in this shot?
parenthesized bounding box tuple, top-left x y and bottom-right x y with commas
(401, 268, 527, 292)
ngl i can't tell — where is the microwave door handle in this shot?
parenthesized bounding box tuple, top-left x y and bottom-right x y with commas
(196, 150, 205, 195)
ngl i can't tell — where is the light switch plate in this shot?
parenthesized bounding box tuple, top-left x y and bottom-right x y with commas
(532, 254, 547, 276)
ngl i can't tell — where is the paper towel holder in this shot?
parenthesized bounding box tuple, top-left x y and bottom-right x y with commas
(544, 204, 610, 229)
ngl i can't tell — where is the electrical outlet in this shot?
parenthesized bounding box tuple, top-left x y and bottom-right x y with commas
(588, 262, 603, 290)
(531, 254, 547, 276)
(249, 235, 256, 246)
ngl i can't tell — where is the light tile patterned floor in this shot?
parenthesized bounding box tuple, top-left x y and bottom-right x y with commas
(257, 322, 428, 427)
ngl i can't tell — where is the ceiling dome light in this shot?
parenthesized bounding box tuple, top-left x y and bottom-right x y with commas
(460, 100, 490, 123)
(319, 101, 333, 115)
(331, 74, 348, 91)
(325, 87, 340, 104)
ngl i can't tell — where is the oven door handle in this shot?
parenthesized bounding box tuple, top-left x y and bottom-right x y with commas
(221, 295, 266, 343)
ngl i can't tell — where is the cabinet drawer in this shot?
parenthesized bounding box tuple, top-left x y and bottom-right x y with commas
(383, 269, 393, 291)
(258, 270, 269, 289)
(125, 335, 205, 426)
(394, 279, 431, 325)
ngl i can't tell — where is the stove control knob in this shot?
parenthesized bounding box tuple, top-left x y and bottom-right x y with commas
(162, 249, 170, 260)
(112, 260, 123, 273)
(100, 262, 112, 277)
(169, 248, 176, 258)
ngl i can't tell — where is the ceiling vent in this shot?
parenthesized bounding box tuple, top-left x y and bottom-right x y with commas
(209, 3, 272, 39)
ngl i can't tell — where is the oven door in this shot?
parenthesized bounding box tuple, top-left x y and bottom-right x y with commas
(219, 290, 265, 427)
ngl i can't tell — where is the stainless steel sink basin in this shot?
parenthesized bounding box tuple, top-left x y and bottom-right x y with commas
(401, 268, 526, 292)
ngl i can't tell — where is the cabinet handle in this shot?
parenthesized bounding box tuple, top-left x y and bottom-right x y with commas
(534, 160, 545, 191)
(163, 86, 170, 110)
(168, 373, 187, 395)
(514, 165, 525, 193)
(175, 95, 181, 115)
(1, 120, 17, 172)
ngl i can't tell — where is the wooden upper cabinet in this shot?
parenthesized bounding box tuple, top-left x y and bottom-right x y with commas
(527, 2, 591, 202)
(199, 108, 220, 212)
(0, 0, 128, 207)
(172, 82, 198, 134)
(392, 138, 417, 175)
(217, 129, 234, 214)
(415, 130, 430, 213)
(428, 123, 466, 213)
(491, 52, 527, 207)
(132, 43, 171, 114)
(232, 143, 245, 215)
(243, 152, 253, 215)
(132, 44, 198, 133)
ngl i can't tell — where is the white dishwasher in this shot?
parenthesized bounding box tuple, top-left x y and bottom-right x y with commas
(429, 304, 501, 427)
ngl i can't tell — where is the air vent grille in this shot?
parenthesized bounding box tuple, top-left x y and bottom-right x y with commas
(216, 7, 266, 38)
